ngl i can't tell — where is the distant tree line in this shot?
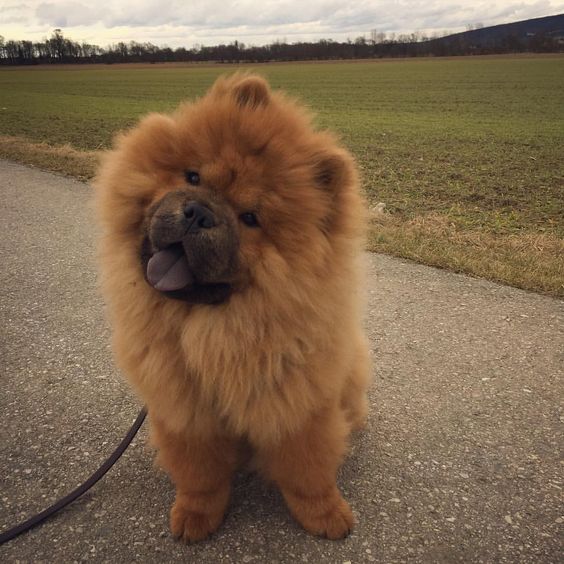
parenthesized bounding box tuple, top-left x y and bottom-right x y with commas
(0, 28, 561, 66)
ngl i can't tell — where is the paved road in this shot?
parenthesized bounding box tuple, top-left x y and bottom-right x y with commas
(0, 159, 562, 563)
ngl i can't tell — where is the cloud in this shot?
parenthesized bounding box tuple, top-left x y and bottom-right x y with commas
(1, 3, 33, 24)
(1, 0, 562, 45)
(35, 2, 104, 27)
(33, 0, 564, 30)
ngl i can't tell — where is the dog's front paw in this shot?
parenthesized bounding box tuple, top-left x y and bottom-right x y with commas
(170, 498, 223, 543)
(291, 493, 355, 540)
(307, 496, 354, 539)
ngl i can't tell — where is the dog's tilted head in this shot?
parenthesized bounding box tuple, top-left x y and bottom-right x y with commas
(140, 185, 241, 304)
(96, 73, 363, 306)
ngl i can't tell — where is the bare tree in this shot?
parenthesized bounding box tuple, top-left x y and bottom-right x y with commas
(48, 29, 66, 60)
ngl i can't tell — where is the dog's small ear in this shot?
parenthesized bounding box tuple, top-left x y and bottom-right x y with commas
(314, 149, 354, 193)
(232, 76, 270, 108)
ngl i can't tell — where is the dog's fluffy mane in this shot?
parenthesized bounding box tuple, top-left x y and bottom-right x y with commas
(94, 73, 367, 446)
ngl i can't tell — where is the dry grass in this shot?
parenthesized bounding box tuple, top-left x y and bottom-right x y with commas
(369, 211, 564, 296)
(0, 135, 98, 180)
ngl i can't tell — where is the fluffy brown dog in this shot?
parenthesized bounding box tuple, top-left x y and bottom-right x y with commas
(95, 73, 370, 542)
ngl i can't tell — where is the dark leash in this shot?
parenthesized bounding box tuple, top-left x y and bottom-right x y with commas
(0, 407, 147, 545)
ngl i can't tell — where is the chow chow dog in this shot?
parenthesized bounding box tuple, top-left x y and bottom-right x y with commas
(95, 74, 370, 541)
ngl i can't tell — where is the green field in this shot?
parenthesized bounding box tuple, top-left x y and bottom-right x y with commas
(1, 57, 563, 295)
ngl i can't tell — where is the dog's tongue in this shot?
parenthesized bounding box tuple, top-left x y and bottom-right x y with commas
(146, 246, 192, 292)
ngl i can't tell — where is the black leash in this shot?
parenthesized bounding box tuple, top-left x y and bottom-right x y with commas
(0, 407, 147, 545)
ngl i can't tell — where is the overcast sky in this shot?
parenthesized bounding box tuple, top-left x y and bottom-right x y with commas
(1, 0, 563, 47)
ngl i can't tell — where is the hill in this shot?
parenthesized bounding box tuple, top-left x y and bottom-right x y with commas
(431, 13, 564, 53)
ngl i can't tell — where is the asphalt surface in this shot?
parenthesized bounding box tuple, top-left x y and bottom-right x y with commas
(0, 159, 562, 563)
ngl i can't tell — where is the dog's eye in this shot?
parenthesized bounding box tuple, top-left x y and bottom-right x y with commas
(184, 170, 200, 185)
(239, 212, 260, 228)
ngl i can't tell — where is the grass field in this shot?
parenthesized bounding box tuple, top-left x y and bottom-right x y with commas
(1, 56, 563, 295)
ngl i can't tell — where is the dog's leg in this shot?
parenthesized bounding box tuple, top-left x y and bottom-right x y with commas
(151, 418, 238, 542)
(341, 334, 371, 431)
(257, 404, 354, 539)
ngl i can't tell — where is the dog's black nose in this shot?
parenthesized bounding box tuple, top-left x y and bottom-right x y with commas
(184, 202, 216, 233)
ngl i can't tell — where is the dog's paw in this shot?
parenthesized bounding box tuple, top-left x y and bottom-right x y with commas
(299, 496, 355, 540)
(170, 500, 222, 543)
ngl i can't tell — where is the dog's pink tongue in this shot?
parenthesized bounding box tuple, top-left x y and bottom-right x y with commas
(146, 247, 192, 292)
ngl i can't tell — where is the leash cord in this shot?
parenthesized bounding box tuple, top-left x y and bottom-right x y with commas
(0, 407, 147, 545)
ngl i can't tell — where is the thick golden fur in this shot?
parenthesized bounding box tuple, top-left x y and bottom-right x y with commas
(94, 74, 370, 541)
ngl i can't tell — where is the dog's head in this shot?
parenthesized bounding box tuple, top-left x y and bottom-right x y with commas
(96, 74, 363, 306)
(140, 183, 241, 304)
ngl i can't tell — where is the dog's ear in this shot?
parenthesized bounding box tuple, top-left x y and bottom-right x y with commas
(116, 113, 178, 171)
(314, 148, 355, 193)
(232, 76, 270, 108)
